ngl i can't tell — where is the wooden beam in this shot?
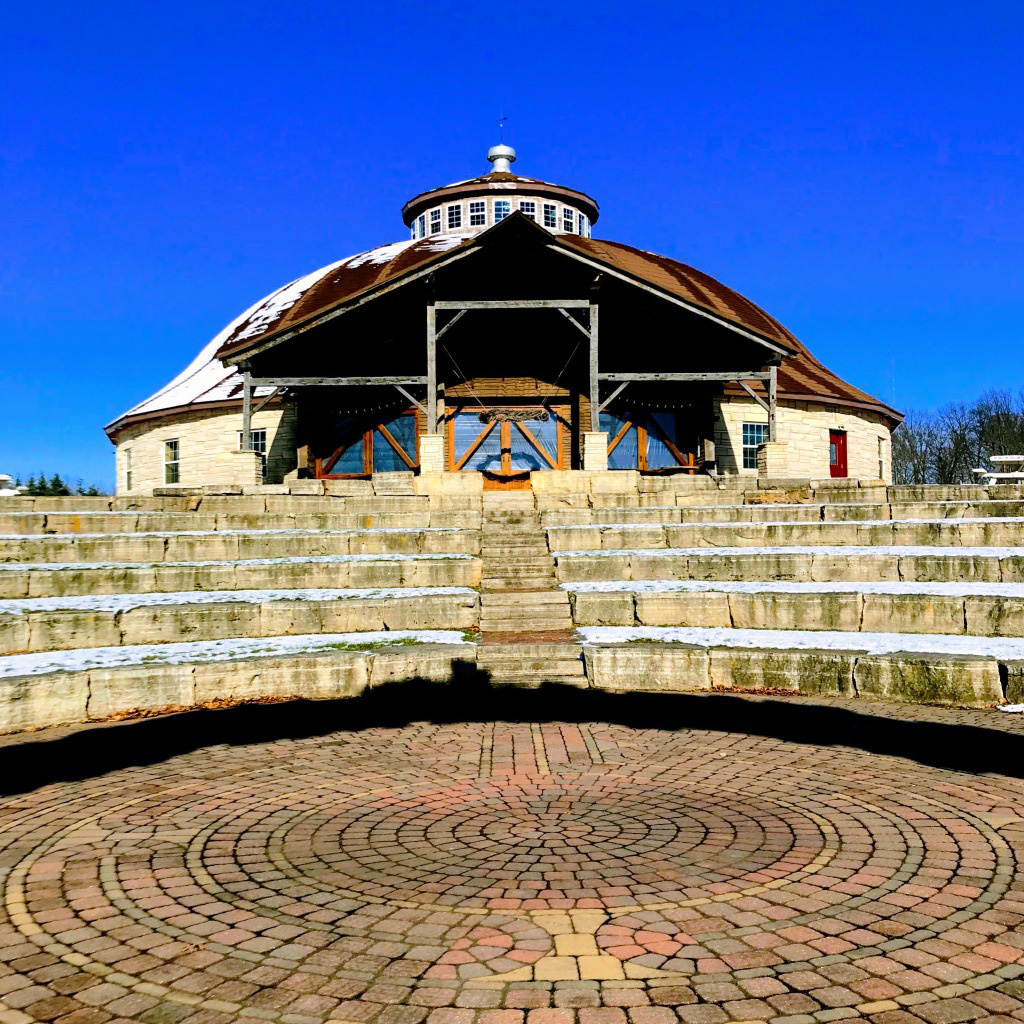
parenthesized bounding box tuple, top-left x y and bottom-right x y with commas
(393, 384, 426, 415)
(589, 284, 601, 432)
(252, 386, 282, 415)
(558, 307, 590, 337)
(435, 309, 466, 341)
(769, 363, 778, 441)
(599, 381, 629, 411)
(241, 370, 252, 449)
(738, 380, 770, 413)
(426, 292, 438, 435)
(547, 241, 795, 358)
(598, 371, 772, 382)
(434, 299, 589, 310)
(248, 376, 427, 387)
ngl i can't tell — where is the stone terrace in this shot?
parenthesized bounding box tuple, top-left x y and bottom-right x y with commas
(3, 476, 1024, 729)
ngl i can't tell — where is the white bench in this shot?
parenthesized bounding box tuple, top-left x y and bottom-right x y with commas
(973, 456, 1024, 483)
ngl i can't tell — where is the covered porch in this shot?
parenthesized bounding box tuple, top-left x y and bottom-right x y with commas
(226, 216, 792, 483)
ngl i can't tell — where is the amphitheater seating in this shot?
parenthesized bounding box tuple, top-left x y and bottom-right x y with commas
(544, 482, 1024, 707)
(0, 494, 484, 731)
(1, 478, 1023, 732)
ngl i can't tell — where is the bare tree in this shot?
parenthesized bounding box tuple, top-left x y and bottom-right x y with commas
(891, 388, 1024, 484)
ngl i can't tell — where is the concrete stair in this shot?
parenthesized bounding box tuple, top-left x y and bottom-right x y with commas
(477, 642, 586, 686)
(479, 507, 575, 634)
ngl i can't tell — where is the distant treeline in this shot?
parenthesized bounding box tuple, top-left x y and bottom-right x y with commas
(892, 389, 1024, 484)
(12, 474, 107, 496)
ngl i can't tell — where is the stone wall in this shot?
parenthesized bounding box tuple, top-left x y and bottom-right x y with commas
(112, 394, 895, 494)
(114, 404, 297, 493)
(714, 396, 893, 482)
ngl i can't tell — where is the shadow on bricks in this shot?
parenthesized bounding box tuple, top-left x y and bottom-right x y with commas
(1, 668, 1022, 794)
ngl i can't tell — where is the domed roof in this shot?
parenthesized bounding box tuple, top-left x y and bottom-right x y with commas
(106, 222, 900, 436)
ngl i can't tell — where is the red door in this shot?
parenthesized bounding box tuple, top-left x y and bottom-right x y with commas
(829, 430, 848, 478)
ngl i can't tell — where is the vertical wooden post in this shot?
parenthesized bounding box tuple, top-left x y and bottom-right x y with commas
(242, 369, 252, 449)
(768, 364, 778, 442)
(426, 296, 437, 434)
(589, 285, 600, 433)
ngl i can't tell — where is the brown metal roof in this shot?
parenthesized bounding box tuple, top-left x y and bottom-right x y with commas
(554, 235, 902, 425)
(204, 220, 900, 426)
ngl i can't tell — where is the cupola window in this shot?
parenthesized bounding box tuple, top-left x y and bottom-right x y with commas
(519, 200, 536, 221)
(543, 203, 557, 228)
(416, 214, 426, 238)
(494, 200, 511, 221)
(447, 204, 462, 230)
(429, 209, 441, 234)
(562, 207, 575, 233)
(469, 201, 486, 226)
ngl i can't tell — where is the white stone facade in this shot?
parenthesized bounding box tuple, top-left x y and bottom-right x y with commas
(115, 405, 297, 493)
(713, 397, 892, 481)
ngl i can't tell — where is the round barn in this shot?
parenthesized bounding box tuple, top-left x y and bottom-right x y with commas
(105, 146, 901, 492)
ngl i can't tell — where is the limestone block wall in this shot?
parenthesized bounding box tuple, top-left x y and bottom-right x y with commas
(714, 397, 893, 482)
(114, 403, 298, 494)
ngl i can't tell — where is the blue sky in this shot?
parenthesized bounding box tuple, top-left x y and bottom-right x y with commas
(2, 1, 1022, 488)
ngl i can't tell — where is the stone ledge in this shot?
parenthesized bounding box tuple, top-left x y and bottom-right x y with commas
(0, 643, 476, 734)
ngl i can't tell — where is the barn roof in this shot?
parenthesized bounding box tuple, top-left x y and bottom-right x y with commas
(106, 222, 901, 437)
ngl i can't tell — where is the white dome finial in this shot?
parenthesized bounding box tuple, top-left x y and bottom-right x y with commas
(487, 144, 516, 174)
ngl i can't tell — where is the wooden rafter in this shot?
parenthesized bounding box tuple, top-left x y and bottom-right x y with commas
(738, 380, 770, 413)
(249, 376, 426, 387)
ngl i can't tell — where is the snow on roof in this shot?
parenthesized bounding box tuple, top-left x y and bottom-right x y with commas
(106, 236, 463, 433)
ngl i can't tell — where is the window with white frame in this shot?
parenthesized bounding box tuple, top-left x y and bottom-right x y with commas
(238, 428, 267, 454)
(578, 212, 590, 236)
(164, 439, 180, 484)
(494, 200, 511, 221)
(519, 200, 536, 220)
(447, 204, 462, 230)
(878, 437, 885, 479)
(741, 423, 768, 470)
(543, 203, 557, 228)
(416, 214, 426, 238)
(469, 200, 486, 226)
(429, 208, 441, 234)
(238, 428, 268, 480)
(562, 207, 575, 232)
(124, 448, 132, 491)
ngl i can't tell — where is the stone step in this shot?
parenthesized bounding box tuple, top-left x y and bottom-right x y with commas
(566, 584, 1024, 637)
(484, 586, 568, 598)
(0, 591, 481, 654)
(546, 518, 1024, 552)
(580, 628, 1023, 706)
(552, 548, 1024, 584)
(0, 555, 484, 599)
(0, 635, 474, 733)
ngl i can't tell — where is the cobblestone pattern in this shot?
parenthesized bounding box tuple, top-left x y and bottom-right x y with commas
(1, 706, 1024, 1023)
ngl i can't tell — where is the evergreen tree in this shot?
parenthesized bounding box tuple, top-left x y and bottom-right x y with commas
(49, 474, 72, 496)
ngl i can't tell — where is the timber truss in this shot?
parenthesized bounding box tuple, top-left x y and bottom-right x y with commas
(239, 291, 780, 450)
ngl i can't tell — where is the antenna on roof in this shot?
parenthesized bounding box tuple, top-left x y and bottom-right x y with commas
(487, 117, 516, 174)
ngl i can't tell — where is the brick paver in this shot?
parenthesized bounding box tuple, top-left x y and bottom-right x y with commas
(0, 699, 1022, 1023)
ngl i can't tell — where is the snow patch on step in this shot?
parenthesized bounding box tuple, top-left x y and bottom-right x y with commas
(554, 545, 1024, 559)
(0, 553, 475, 572)
(0, 587, 478, 615)
(0, 631, 474, 679)
(578, 626, 1024, 659)
(562, 580, 1024, 597)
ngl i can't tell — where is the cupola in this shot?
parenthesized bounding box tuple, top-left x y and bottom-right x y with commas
(401, 146, 600, 240)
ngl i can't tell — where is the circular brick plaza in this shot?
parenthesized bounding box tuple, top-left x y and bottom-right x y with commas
(1, 699, 1024, 1024)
